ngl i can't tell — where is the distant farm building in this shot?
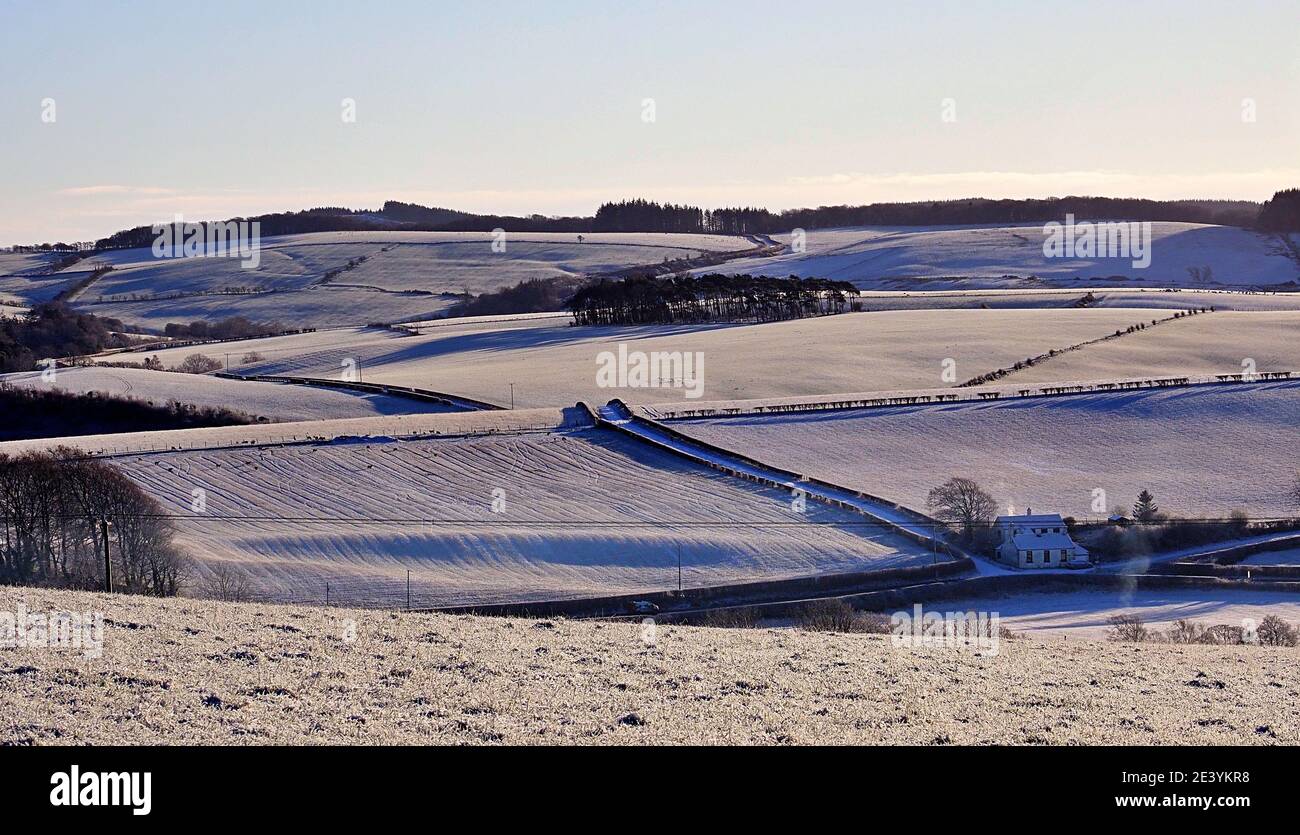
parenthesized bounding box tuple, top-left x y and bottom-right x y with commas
(995, 512, 1090, 568)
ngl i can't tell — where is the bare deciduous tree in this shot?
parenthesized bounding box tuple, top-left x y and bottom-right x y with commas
(173, 353, 222, 374)
(926, 477, 996, 540)
(1107, 614, 1148, 642)
(1257, 615, 1298, 647)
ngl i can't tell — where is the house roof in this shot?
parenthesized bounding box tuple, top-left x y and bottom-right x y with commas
(1011, 532, 1084, 552)
(996, 513, 1066, 526)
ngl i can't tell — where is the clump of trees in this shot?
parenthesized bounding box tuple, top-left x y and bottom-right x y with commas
(1083, 490, 1287, 561)
(593, 199, 704, 233)
(794, 599, 891, 634)
(162, 316, 286, 341)
(0, 385, 256, 442)
(567, 273, 856, 326)
(0, 303, 134, 373)
(926, 477, 997, 543)
(1110, 613, 1298, 646)
(0, 449, 186, 595)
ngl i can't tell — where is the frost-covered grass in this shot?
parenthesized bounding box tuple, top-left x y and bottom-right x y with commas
(108, 428, 931, 607)
(708, 223, 1299, 288)
(667, 380, 1300, 518)
(231, 308, 1169, 408)
(0, 366, 452, 422)
(3, 585, 1297, 745)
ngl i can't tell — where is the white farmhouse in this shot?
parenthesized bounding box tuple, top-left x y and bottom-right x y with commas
(995, 511, 1089, 568)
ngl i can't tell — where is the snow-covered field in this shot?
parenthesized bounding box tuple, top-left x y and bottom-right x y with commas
(1238, 548, 1300, 566)
(111, 428, 932, 606)
(667, 380, 1300, 518)
(1005, 310, 1300, 384)
(0, 251, 63, 275)
(0, 272, 80, 306)
(708, 223, 1299, 289)
(1, 366, 451, 422)
(921, 588, 1300, 639)
(0, 405, 583, 457)
(70, 232, 756, 330)
(220, 308, 1170, 408)
(853, 287, 1300, 313)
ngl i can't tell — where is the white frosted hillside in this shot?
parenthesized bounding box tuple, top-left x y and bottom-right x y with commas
(850, 287, 1300, 313)
(1007, 310, 1300, 384)
(0, 251, 64, 275)
(0, 272, 82, 306)
(81, 285, 460, 331)
(0, 406, 583, 457)
(707, 224, 1299, 289)
(228, 308, 1173, 408)
(74, 231, 757, 330)
(1, 366, 453, 422)
(113, 428, 932, 606)
(668, 381, 1300, 518)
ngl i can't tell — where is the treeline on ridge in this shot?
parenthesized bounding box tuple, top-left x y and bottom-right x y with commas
(0, 385, 258, 442)
(62, 191, 1296, 253)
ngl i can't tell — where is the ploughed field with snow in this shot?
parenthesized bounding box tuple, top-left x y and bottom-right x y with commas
(0, 366, 452, 422)
(198, 308, 1172, 408)
(111, 427, 935, 606)
(707, 223, 1299, 289)
(63, 231, 756, 330)
(666, 381, 1300, 519)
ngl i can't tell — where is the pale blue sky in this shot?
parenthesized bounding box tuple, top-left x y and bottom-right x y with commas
(2, 0, 1297, 244)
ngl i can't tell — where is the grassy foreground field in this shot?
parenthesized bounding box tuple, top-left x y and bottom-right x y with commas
(3, 586, 1298, 745)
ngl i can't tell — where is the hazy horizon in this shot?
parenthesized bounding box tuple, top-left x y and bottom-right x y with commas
(3, 0, 1298, 245)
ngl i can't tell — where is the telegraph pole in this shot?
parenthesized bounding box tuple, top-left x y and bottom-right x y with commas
(100, 519, 112, 593)
(406, 570, 411, 610)
(677, 542, 682, 592)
